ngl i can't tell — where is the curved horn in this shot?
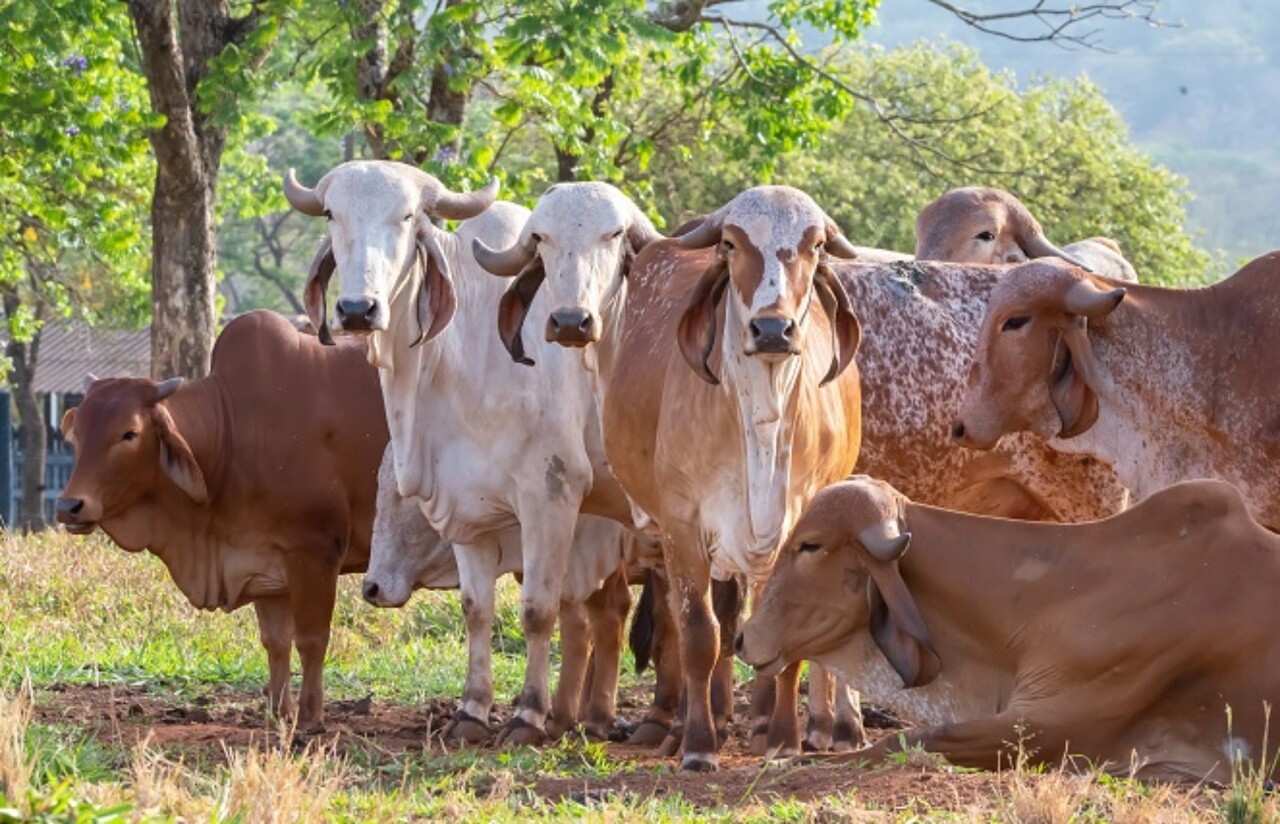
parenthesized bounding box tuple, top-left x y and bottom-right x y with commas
(82, 373, 99, 394)
(823, 218, 860, 260)
(678, 210, 724, 249)
(283, 168, 325, 217)
(1063, 280, 1126, 319)
(154, 377, 183, 402)
(425, 178, 500, 222)
(627, 206, 664, 250)
(1021, 231, 1095, 273)
(473, 235, 537, 278)
(858, 522, 911, 562)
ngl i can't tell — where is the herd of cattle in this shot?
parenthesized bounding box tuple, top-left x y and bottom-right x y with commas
(51, 163, 1280, 784)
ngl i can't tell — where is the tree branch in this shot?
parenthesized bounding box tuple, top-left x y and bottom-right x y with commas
(924, 0, 1167, 50)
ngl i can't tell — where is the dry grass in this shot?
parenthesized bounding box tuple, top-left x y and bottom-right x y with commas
(0, 685, 32, 807)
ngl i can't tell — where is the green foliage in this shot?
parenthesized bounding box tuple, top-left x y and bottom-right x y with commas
(640, 43, 1213, 285)
(0, 781, 136, 824)
(0, 0, 154, 334)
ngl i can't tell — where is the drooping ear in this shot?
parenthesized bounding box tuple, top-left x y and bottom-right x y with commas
(813, 263, 862, 386)
(866, 558, 941, 688)
(150, 404, 208, 504)
(304, 238, 337, 346)
(676, 257, 730, 385)
(60, 408, 76, 440)
(1050, 320, 1104, 438)
(410, 232, 458, 347)
(496, 257, 546, 366)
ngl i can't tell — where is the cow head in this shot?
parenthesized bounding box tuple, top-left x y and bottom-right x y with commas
(676, 186, 861, 385)
(472, 182, 663, 363)
(953, 258, 1127, 449)
(57, 376, 207, 535)
(736, 476, 941, 689)
(362, 445, 456, 607)
(284, 161, 498, 344)
(915, 187, 1091, 270)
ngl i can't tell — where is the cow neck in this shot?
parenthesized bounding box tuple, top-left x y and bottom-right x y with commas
(715, 293, 811, 568)
(372, 226, 486, 502)
(119, 378, 232, 608)
(1052, 279, 1237, 503)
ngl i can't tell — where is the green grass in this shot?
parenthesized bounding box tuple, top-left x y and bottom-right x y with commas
(0, 530, 1276, 821)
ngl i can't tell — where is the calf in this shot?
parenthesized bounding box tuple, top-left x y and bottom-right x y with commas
(738, 476, 1280, 782)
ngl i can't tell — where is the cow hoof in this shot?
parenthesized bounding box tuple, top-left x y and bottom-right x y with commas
(716, 726, 730, 746)
(802, 734, 832, 753)
(581, 722, 612, 742)
(446, 711, 491, 745)
(681, 753, 719, 772)
(831, 738, 866, 753)
(749, 732, 770, 756)
(544, 716, 572, 740)
(626, 720, 670, 747)
(496, 717, 547, 747)
(767, 745, 800, 761)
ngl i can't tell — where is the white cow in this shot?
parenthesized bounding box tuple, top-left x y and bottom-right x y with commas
(361, 445, 633, 740)
(284, 161, 630, 743)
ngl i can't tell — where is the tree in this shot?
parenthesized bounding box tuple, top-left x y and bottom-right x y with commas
(637, 43, 1212, 284)
(0, 0, 153, 530)
(125, 0, 285, 379)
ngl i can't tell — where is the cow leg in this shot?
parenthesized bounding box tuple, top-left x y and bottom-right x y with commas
(287, 560, 339, 731)
(449, 539, 501, 745)
(663, 538, 720, 771)
(253, 596, 295, 720)
(764, 661, 803, 759)
(548, 599, 590, 740)
(832, 678, 869, 752)
(496, 507, 578, 746)
(748, 672, 776, 755)
(710, 577, 741, 745)
(804, 663, 836, 752)
(628, 570, 681, 747)
(865, 713, 1050, 772)
(579, 565, 630, 740)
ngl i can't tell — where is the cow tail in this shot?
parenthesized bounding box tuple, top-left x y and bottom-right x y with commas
(629, 571, 657, 674)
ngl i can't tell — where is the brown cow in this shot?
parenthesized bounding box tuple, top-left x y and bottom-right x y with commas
(738, 476, 1280, 782)
(56, 311, 386, 726)
(953, 253, 1280, 530)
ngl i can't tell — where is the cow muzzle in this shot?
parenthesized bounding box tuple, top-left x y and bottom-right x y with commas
(950, 416, 998, 450)
(334, 296, 384, 332)
(747, 314, 799, 357)
(55, 497, 97, 534)
(545, 308, 599, 347)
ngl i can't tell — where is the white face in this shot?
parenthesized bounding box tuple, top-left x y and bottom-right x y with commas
(322, 168, 422, 333)
(530, 183, 634, 346)
(363, 447, 456, 607)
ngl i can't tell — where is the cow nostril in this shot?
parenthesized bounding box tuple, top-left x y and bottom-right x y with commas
(363, 301, 379, 323)
(578, 315, 593, 334)
(336, 297, 378, 324)
(362, 582, 380, 603)
(733, 631, 745, 656)
(951, 420, 966, 441)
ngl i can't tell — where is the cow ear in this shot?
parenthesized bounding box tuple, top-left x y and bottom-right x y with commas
(677, 258, 730, 385)
(304, 238, 337, 346)
(411, 232, 458, 347)
(496, 258, 546, 366)
(866, 558, 940, 688)
(60, 408, 76, 440)
(813, 263, 861, 386)
(150, 404, 209, 504)
(1051, 322, 1103, 438)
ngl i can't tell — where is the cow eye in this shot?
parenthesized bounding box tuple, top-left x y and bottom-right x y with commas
(531, 233, 544, 244)
(1001, 316, 1031, 332)
(814, 241, 825, 253)
(610, 228, 624, 240)
(976, 230, 995, 242)
(323, 209, 333, 221)
(721, 239, 735, 252)
(402, 213, 414, 222)
(798, 541, 821, 554)
(122, 430, 138, 442)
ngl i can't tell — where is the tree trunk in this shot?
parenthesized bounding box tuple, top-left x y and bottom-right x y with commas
(127, 0, 267, 379)
(2, 288, 47, 533)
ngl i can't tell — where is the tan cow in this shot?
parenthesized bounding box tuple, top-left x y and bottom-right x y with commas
(914, 187, 1137, 281)
(480, 184, 864, 770)
(953, 253, 1280, 530)
(55, 311, 386, 726)
(738, 476, 1280, 782)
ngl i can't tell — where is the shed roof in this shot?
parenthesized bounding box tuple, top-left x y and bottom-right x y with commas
(31, 323, 150, 395)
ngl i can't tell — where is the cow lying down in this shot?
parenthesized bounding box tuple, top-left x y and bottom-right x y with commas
(362, 446, 635, 741)
(738, 476, 1280, 783)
